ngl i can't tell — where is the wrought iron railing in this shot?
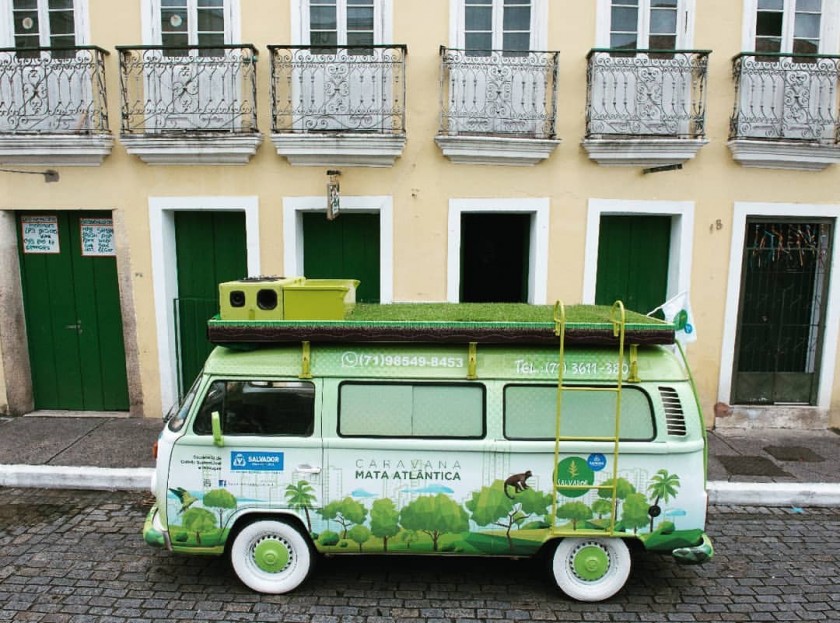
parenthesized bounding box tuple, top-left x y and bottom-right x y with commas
(585, 49, 710, 139)
(438, 46, 559, 138)
(730, 52, 840, 144)
(117, 44, 258, 134)
(269, 44, 407, 134)
(0, 46, 109, 134)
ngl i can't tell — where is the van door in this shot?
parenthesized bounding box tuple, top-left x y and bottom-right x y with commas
(165, 378, 323, 548)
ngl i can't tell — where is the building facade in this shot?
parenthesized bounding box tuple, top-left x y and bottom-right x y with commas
(0, 0, 839, 429)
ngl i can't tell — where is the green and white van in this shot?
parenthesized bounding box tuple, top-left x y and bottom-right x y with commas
(144, 298, 713, 602)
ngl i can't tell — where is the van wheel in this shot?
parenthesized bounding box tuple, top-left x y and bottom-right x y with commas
(551, 537, 631, 602)
(230, 519, 312, 594)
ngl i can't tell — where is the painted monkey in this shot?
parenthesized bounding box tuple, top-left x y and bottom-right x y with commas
(504, 470, 532, 499)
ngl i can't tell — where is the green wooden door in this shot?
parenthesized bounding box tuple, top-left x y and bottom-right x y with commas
(17, 212, 129, 411)
(303, 213, 380, 303)
(595, 215, 671, 315)
(175, 211, 247, 395)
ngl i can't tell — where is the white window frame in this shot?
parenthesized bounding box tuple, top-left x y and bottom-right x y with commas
(741, 0, 840, 55)
(595, 0, 695, 49)
(149, 196, 260, 415)
(582, 199, 695, 309)
(291, 0, 392, 45)
(282, 196, 394, 303)
(449, 0, 547, 50)
(447, 198, 549, 304)
(718, 202, 840, 409)
(0, 0, 88, 47)
(142, 0, 240, 46)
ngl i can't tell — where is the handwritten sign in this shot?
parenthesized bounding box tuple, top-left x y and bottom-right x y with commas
(21, 216, 60, 254)
(80, 218, 115, 256)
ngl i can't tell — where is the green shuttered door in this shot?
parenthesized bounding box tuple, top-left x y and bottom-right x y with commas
(303, 213, 380, 303)
(595, 215, 671, 315)
(17, 212, 129, 411)
(174, 211, 247, 395)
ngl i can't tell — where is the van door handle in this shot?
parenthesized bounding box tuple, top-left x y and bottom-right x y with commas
(296, 464, 322, 475)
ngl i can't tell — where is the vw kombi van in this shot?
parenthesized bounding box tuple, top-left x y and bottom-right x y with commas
(144, 293, 713, 602)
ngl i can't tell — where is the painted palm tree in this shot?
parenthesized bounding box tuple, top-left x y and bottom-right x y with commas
(285, 480, 317, 534)
(647, 469, 681, 532)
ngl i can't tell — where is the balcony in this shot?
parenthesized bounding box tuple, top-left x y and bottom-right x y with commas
(268, 44, 407, 167)
(729, 53, 840, 171)
(583, 49, 711, 167)
(117, 44, 261, 165)
(436, 46, 560, 166)
(0, 46, 112, 166)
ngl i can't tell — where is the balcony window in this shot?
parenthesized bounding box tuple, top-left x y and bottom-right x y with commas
(0, 0, 113, 165)
(728, 0, 840, 170)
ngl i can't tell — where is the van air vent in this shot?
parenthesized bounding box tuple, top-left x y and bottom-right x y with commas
(659, 386, 687, 436)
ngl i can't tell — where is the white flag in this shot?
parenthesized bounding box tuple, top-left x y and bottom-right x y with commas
(648, 291, 697, 344)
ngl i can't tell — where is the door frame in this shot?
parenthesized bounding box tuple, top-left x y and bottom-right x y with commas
(282, 195, 394, 303)
(583, 199, 694, 306)
(719, 202, 840, 410)
(149, 196, 260, 416)
(447, 198, 549, 304)
(0, 208, 142, 416)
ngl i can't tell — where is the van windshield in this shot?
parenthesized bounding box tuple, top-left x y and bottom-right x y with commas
(166, 375, 202, 433)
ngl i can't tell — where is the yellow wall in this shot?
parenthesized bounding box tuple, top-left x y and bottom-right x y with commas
(1, 0, 839, 427)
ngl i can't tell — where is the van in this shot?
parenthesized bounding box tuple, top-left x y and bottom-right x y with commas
(144, 299, 713, 602)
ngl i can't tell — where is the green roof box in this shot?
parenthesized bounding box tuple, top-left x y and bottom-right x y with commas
(219, 277, 303, 321)
(282, 278, 359, 320)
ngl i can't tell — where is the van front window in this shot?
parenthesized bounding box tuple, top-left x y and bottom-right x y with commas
(166, 375, 201, 433)
(193, 380, 315, 436)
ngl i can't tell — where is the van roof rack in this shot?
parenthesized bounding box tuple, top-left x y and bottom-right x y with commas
(207, 302, 676, 346)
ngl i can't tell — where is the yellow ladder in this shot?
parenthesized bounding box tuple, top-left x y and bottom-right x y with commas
(549, 300, 628, 536)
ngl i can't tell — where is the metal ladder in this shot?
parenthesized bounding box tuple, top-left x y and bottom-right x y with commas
(549, 300, 629, 536)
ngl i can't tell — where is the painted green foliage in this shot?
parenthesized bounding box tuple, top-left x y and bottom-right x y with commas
(319, 497, 368, 539)
(203, 488, 237, 526)
(369, 498, 400, 551)
(556, 501, 593, 530)
(621, 492, 650, 534)
(181, 507, 216, 545)
(465, 480, 552, 551)
(285, 480, 317, 533)
(399, 493, 469, 552)
(347, 524, 372, 552)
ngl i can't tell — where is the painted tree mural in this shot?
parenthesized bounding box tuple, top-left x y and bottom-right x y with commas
(319, 497, 367, 539)
(621, 492, 649, 534)
(556, 501, 593, 530)
(347, 524, 371, 552)
(285, 480, 317, 533)
(370, 498, 401, 552)
(465, 481, 552, 551)
(203, 488, 237, 526)
(647, 469, 681, 532)
(400, 494, 469, 552)
(180, 507, 216, 545)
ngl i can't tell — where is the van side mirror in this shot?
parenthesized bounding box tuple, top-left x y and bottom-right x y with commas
(211, 411, 224, 447)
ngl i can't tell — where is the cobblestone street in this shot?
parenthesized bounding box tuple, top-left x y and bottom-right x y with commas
(1, 488, 838, 622)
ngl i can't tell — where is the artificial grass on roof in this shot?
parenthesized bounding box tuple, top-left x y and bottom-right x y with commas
(346, 303, 665, 326)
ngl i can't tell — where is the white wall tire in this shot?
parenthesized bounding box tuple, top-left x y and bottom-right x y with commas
(230, 519, 313, 594)
(551, 537, 631, 602)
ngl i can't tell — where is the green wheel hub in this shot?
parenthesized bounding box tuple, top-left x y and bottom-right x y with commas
(572, 544, 610, 582)
(253, 537, 291, 574)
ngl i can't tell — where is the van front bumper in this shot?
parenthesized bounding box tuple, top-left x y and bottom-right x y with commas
(143, 504, 170, 550)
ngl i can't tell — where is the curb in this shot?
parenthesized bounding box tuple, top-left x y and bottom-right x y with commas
(3, 467, 840, 506)
(0, 465, 153, 491)
(707, 480, 840, 507)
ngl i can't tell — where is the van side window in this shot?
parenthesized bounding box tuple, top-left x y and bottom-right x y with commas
(193, 380, 315, 436)
(504, 385, 655, 441)
(339, 383, 485, 438)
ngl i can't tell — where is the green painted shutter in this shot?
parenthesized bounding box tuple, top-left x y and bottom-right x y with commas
(595, 216, 671, 315)
(303, 213, 380, 303)
(17, 212, 129, 411)
(174, 211, 247, 394)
